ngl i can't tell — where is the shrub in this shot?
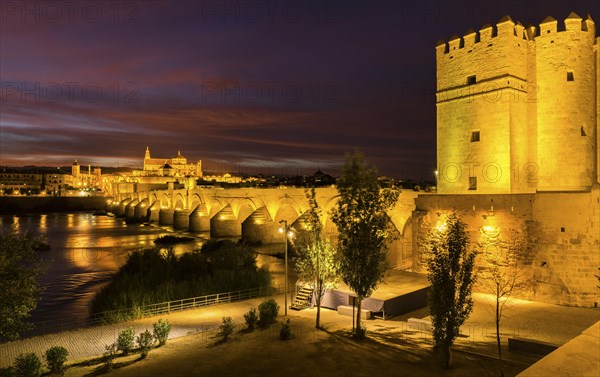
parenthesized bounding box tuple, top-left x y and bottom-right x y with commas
(44, 346, 69, 375)
(116, 327, 135, 355)
(14, 353, 41, 377)
(153, 319, 172, 346)
(218, 317, 235, 341)
(258, 299, 279, 327)
(103, 343, 118, 372)
(243, 308, 258, 330)
(279, 319, 292, 340)
(0, 367, 14, 377)
(353, 323, 367, 339)
(136, 329, 154, 359)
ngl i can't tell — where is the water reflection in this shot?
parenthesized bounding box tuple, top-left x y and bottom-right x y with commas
(0, 213, 206, 329)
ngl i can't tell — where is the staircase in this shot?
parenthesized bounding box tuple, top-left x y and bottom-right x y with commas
(290, 285, 314, 310)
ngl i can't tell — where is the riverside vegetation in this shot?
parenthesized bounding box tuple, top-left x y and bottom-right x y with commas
(91, 240, 271, 323)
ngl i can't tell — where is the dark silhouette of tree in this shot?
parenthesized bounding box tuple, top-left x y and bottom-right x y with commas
(295, 188, 340, 328)
(0, 228, 46, 340)
(331, 152, 398, 337)
(478, 226, 535, 377)
(425, 212, 476, 367)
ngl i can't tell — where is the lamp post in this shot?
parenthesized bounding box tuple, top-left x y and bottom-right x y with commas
(279, 220, 291, 316)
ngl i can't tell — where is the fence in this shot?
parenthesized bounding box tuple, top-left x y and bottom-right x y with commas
(16, 284, 291, 340)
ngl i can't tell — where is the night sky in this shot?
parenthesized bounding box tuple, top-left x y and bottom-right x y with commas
(1, 0, 598, 178)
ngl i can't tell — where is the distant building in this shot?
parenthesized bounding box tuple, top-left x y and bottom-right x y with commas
(136, 147, 202, 177)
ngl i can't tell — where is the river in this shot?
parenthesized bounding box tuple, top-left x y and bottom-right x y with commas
(0, 213, 289, 336)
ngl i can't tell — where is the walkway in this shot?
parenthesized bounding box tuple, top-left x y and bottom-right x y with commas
(1, 292, 598, 369)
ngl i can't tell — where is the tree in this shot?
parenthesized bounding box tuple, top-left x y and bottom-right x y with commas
(478, 227, 533, 377)
(295, 188, 340, 329)
(0, 228, 45, 340)
(425, 212, 476, 368)
(331, 152, 398, 336)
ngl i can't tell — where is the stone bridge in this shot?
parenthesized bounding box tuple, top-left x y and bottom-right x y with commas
(108, 185, 419, 268)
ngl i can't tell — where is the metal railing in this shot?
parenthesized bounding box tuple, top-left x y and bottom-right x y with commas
(14, 284, 291, 340)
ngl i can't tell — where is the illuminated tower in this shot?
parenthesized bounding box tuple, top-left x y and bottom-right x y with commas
(535, 13, 596, 191)
(71, 159, 80, 177)
(435, 13, 598, 194)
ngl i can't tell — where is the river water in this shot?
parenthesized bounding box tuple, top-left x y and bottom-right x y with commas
(0, 213, 288, 335)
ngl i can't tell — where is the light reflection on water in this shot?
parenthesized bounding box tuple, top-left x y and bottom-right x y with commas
(0, 213, 207, 328)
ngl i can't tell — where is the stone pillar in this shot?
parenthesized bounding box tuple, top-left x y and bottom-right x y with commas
(174, 209, 190, 230)
(242, 207, 280, 244)
(134, 199, 149, 221)
(159, 208, 174, 225)
(116, 198, 132, 217)
(210, 205, 240, 238)
(125, 198, 138, 219)
(189, 204, 210, 232)
(147, 200, 160, 223)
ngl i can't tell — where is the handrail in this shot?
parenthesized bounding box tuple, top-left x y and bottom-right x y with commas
(13, 284, 291, 340)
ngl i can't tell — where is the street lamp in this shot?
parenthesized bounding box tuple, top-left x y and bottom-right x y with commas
(278, 220, 293, 316)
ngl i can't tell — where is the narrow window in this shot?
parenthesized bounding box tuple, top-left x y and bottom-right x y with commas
(469, 177, 477, 190)
(467, 75, 477, 85)
(470, 131, 480, 142)
(581, 126, 587, 136)
(567, 72, 574, 81)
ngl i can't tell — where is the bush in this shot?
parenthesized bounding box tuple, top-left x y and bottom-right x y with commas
(116, 327, 135, 355)
(279, 319, 292, 340)
(243, 308, 258, 330)
(136, 330, 154, 359)
(153, 319, 172, 346)
(0, 367, 14, 377)
(14, 353, 41, 377)
(44, 346, 69, 375)
(103, 343, 118, 372)
(258, 299, 279, 327)
(218, 317, 235, 341)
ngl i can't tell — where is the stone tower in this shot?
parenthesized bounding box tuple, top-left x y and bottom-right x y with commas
(435, 13, 598, 194)
(71, 159, 80, 177)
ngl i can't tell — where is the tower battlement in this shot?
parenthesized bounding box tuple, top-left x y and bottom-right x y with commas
(436, 13, 595, 56)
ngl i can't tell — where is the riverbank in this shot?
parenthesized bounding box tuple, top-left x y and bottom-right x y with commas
(0, 196, 110, 214)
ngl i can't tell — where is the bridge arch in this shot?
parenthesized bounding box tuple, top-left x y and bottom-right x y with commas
(190, 193, 202, 211)
(174, 193, 185, 210)
(159, 194, 170, 208)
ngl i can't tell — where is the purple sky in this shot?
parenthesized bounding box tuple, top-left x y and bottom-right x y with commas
(1, 0, 598, 178)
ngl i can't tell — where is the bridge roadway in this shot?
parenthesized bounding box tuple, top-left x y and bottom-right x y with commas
(108, 186, 418, 264)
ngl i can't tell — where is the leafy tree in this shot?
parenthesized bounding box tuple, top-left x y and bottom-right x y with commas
(478, 227, 533, 377)
(331, 152, 399, 336)
(295, 188, 340, 328)
(0, 228, 46, 340)
(425, 212, 476, 368)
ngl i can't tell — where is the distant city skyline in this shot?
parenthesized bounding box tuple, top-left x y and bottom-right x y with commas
(1, 0, 598, 179)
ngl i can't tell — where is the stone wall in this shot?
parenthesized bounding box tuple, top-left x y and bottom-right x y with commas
(412, 187, 599, 307)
